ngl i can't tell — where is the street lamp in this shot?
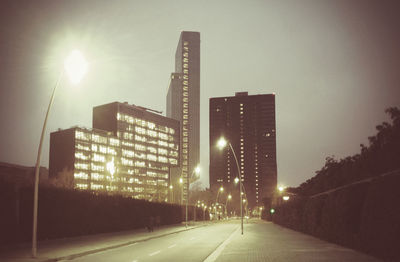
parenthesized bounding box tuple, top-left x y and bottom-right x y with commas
(186, 165, 200, 228)
(32, 50, 88, 258)
(179, 177, 183, 205)
(217, 137, 244, 235)
(169, 185, 173, 203)
(215, 186, 224, 206)
(225, 194, 232, 217)
(283, 196, 290, 201)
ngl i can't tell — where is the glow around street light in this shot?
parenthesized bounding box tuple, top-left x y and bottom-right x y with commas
(179, 177, 183, 184)
(64, 50, 88, 85)
(283, 196, 290, 201)
(217, 137, 227, 149)
(278, 185, 285, 192)
(228, 194, 232, 200)
(195, 166, 201, 174)
(234, 177, 239, 184)
(219, 186, 224, 192)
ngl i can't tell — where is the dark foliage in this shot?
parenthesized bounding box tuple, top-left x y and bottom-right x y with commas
(0, 184, 209, 245)
(269, 107, 400, 260)
(293, 107, 400, 196)
(272, 173, 400, 260)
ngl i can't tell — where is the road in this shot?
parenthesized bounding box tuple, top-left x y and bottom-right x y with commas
(67, 219, 379, 262)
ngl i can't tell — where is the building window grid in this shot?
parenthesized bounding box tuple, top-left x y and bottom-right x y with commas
(72, 116, 178, 200)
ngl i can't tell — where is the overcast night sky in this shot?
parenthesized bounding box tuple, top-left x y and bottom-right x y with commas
(0, 0, 399, 188)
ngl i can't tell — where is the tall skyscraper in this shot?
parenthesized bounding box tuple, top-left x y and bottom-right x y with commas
(166, 31, 200, 202)
(209, 92, 277, 209)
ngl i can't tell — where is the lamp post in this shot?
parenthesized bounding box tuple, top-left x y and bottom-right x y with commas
(225, 194, 232, 217)
(217, 137, 244, 235)
(179, 177, 183, 205)
(186, 166, 200, 228)
(215, 186, 223, 219)
(215, 186, 224, 204)
(169, 185, 173, 203)
(32, 50, 88, 258)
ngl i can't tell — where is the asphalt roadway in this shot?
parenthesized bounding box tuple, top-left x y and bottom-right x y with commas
(65, 219, 379, 262)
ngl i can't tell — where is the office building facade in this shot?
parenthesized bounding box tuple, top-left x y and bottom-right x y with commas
(166, 31, 200, 202)
(209, 92, 277, 209)
(49, 102, 180, 201)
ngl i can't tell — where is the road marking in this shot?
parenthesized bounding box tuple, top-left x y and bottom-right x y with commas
(132, 260, 138, 262)
(168, 244, 177, 249)
(203, 226, 240, 262)
(149, 250, 161, 256)
(127, 242, 138, 247)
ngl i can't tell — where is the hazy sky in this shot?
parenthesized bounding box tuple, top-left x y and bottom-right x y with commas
(0, 0, 399, 188)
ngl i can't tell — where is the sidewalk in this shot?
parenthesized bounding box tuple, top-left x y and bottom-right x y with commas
(0, 221, 210, 262)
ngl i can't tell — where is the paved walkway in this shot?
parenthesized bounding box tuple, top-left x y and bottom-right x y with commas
(0, 221, 210, 262)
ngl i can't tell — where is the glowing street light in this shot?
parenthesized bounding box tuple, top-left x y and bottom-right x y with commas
(32, 50, 88, 258)
(217, 137, 244, 235)
(278, 185, 285, 192)
(64, 50, 88, 85)
(283, 196, 290, 201)
(234, 177, 239, 184)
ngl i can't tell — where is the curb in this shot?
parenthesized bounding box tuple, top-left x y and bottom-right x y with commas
(46, 223, 208, 261)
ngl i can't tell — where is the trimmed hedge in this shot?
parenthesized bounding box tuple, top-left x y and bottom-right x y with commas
(271, 172, 400, 261)
(1, 184, 190, 245)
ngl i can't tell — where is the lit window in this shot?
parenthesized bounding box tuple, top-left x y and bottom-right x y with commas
(76, 143, 90, 151)
(159, 133, 168, 140)
(91, 173, 104, 181)
(92, 134, 107, 144)
(135, 144, 146, 151)
(75, 131, 90, 141)
(75, 152, 89, 160)
(158, 156, 168, 163)
(74, 172, 88, 180)
(91, 163, 104, 172)
(148, 130, 157, 137)
(99, 145, 107, 154)
(75, 162, 89, 170)
(75, 183, 88, 190)
(147, 146, 157, 154)
(92, 153, 105, 163)
(91, 183, 103, 190)
(147, 154, 157, 162)
(107, 147, 117, 155)
(122, 149, 134, 158)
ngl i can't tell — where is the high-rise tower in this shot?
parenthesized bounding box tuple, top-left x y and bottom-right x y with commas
(166, 31, 200, 203)
(209, 92, 277, 209)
